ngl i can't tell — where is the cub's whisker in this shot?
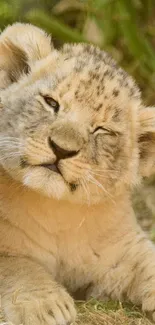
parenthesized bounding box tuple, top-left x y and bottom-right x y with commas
(86, 173, 115, 204)
(80, 177, 91, 205)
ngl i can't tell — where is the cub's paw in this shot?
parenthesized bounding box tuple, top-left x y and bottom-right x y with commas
(3, 286, 76, 325)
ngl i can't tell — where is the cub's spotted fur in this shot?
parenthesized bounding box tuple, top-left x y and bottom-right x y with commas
(0, 23, 155, 325)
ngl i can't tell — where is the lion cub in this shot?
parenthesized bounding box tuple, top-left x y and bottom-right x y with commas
(1, 23, 155, 325)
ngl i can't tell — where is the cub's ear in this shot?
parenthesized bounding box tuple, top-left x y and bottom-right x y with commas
(139, 106, 155, 177)
(0, 23, 52, 88)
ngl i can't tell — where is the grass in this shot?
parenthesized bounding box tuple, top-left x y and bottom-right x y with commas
(75, 299, 153, 325)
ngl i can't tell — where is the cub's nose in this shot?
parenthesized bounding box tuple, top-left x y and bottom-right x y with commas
(48, 138, 79, 160)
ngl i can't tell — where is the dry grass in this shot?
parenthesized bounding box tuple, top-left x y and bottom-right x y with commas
(75, 299, 153, 325)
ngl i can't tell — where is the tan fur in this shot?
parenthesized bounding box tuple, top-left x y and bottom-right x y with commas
(1, 23, 155, 325)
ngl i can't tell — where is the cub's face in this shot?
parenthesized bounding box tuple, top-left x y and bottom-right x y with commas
(0, 24, 154, 204)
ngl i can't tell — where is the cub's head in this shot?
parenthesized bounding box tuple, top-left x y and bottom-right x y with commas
(0, 23, 155, 204)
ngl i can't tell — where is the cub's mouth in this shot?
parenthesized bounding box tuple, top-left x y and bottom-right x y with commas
(21, 159, 78, 192)
(41, 162, 60, 174)
(41, 163, 78, 191)
(21, 158, 61, 175)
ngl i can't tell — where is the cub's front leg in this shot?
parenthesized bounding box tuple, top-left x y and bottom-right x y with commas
(87, 231, 155, 321)
(0, 256, 76, 325)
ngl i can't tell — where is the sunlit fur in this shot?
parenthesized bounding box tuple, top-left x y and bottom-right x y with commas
(1, 23, 155, 325)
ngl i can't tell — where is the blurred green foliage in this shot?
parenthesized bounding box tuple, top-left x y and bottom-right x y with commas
(1, 0, 155, 105)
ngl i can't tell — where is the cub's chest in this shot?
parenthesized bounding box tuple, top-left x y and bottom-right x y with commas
(35, 214, 102, 271)
(0, 183, 117, 292)
(51, 223, 102, 294)
(28, 204, 104, 285)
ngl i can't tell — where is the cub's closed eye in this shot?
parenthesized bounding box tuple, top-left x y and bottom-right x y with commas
(43, 95, 59, 113)
(93, 126, 110, 134)
(93, 127, 117, 136)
